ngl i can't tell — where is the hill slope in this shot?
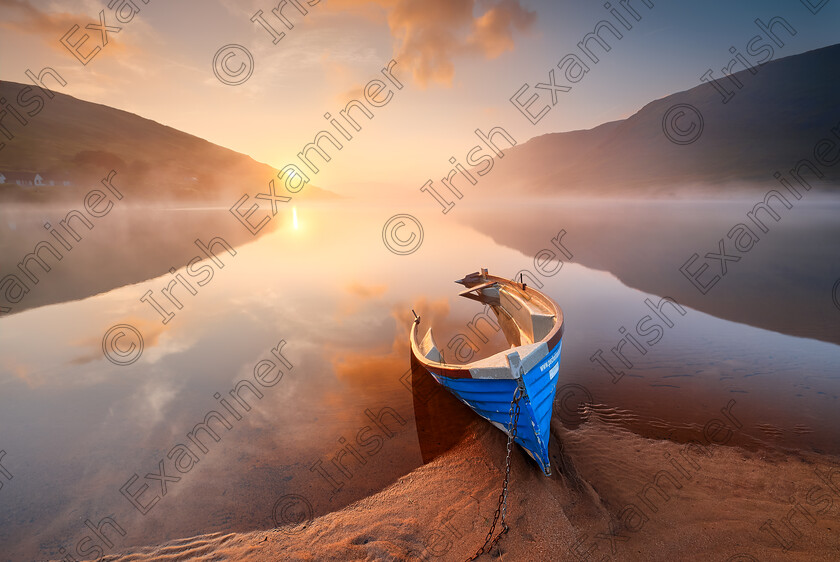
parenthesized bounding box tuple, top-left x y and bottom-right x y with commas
(0, 83, 332, 316)
(0, 81, 332, 202)
(482, 43, 840, 196)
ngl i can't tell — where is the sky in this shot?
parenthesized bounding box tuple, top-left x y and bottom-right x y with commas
(1, 0, 839, 196)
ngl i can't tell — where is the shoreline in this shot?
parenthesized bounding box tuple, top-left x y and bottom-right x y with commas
(79, 416, 840, 561)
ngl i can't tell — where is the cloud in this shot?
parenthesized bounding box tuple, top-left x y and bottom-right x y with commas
(467, 0, 536, 58)
(0, 0, 136, 58)
(0, 0, 81, 38)
(328, 0, 536, 86)
(320, 52, 367, 103)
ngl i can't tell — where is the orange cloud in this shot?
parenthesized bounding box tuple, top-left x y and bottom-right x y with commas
(0, 0, 80, 37)
(328, 0, 536, 86)
(467, 0, 536, 58)
(319, 52, 369, 104)
(0, 0, 133, 57)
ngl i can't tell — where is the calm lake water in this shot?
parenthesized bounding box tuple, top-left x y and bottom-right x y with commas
(1, 199, 839, 560)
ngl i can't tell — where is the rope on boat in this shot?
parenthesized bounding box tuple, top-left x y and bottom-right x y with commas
(466, 387, 522, 561)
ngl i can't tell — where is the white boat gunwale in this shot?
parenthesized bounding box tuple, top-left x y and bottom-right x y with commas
(409, 269, 564, 381)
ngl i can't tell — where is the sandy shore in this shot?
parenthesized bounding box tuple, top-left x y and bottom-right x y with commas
(89, 416, 840, 561)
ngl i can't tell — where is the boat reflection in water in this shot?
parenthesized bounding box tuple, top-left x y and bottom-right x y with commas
(408, 353, 476, 465)
(409, 269, 565, 475)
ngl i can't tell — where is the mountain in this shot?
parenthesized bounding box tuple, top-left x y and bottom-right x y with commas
(0, 80, 333, 202)
(480, 43, 840, 197)
(0, 82, 333, 316)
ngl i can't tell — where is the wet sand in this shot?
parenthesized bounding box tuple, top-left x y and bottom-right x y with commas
(87, 415, 840, 561)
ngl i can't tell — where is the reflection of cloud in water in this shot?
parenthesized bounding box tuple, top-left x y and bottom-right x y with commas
(339, 281, 388, 315)
(345, 283, 387, 299)
(68, 316, 169, 366)
(2, 203, 839, 561)
(118, 379, 181, 427)
(1, 357, 39, 387)
(328, 297, 450, 402)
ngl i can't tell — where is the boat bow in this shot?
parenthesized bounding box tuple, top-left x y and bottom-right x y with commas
(409, 269, 564, 475)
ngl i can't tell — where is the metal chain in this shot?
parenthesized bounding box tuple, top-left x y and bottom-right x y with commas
(466, 388, 522, 561)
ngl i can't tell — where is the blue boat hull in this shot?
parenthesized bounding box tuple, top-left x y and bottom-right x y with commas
(428, 340, 563, 474)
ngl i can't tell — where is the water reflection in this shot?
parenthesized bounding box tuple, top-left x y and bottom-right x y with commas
(0, 204, 280, 317)
(461, 198, 840, 346)
(409, 356, 474, 465)
(0, 200, 838, 560)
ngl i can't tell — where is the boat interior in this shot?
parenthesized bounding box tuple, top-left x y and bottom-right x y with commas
(414, 270, 559, 375)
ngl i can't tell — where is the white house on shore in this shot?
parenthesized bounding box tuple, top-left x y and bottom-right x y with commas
(0, 172, 72, 187)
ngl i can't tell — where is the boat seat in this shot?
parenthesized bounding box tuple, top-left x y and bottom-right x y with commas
(531, 313, 555, 343)
(499, 287, 555, 344)
(468, 342, 549, 379)
(420, 327, 443, 363)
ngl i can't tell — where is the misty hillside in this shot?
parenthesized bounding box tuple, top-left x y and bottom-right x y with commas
(483, 43, 840, 196)
(0, 81, 332, 202)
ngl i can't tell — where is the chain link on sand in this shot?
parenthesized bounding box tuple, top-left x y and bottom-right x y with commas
(466, 388, 522, 561)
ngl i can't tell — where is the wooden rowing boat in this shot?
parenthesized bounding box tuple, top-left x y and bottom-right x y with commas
(409, 269, 564, 475)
